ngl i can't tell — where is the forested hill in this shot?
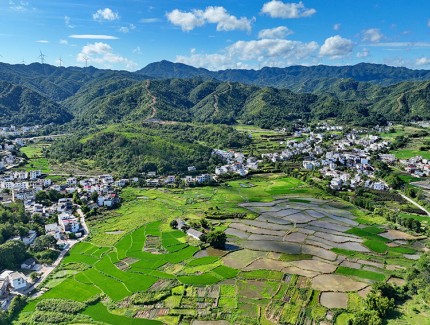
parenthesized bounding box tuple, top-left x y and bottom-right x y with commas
(66, 76, 430, 128)
(137, 60, 430, 88)
(0, 62, 147, 101)
(66, 78, 371, 128)
(2, 61, 430, 127)
(0, 81, 72, 126)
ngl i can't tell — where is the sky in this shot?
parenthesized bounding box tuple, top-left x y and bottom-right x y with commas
(1, 1, 430, 71)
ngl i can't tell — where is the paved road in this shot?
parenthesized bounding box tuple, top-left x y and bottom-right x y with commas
(399, 193, 430, 216)
(27, 208, 89, 297)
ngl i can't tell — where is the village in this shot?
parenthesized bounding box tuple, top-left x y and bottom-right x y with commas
(0, 122, 428, 315)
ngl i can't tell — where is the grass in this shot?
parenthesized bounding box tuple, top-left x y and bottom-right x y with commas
(239, 270, 284, 281)
(336, 266, 386, 282)
(279, 253, 313, 262)
(83, 303, 162, 325)
(187, 256, 219, 266)
(346, 227, 390, 243)
(363, 239, 389, 254)
(391, 149, 430, 160)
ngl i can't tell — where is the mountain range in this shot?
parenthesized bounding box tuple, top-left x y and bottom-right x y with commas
(1, 61, 430, 127)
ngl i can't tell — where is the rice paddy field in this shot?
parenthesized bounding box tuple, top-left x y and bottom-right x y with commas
(16, 174, 429, 324)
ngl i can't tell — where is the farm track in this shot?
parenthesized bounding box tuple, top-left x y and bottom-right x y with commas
(145, 80, 157, 119)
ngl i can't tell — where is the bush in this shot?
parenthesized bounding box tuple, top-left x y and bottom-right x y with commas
(36, 299, 86, 314)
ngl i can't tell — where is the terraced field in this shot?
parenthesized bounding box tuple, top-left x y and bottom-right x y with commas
(16, 175, 427, 324)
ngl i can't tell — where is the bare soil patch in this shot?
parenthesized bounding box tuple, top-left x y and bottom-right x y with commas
(380, 230, 420, 241)
(312, 274, 368, 292)
(320, 292, 348, 308)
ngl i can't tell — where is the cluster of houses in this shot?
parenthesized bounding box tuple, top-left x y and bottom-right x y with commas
(399, 156, 430, 178)
(212, 149, 259, 177)
(0, 125, 41, 137)
(0, 270, 30, 309)
(257, 126, 393, 191)
(0, 138, 26, 171)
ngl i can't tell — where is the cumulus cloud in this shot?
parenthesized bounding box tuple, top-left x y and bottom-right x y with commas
(258, 26, 293, 39)
(319, 35, 353, 58)
(261, 1, 316, 19)
(362, 28, 384, 43)
(166, 6, 254, 32)
(416, 57, 430, 66)
(36, 40, 49, 43)
(69, 34, 118, 40)
(333, 23, 341, 31)
(356, 48, 369, 58)
(93, 8, 119, 22)
(59, 39, 68, 45)
(176, 38, 319, 70)
(76, 42, 136, 69)
(119, 24, 136, 33)
(64, 16, 74, 28)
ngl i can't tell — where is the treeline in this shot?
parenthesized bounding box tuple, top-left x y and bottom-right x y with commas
(47, 124, 250, 177)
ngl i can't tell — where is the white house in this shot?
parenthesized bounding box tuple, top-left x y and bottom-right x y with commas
(22, 230, 37, 245)
(58, 212, 80, 233)
(8, 272, 27, 290)
(20, 258, 37, 270)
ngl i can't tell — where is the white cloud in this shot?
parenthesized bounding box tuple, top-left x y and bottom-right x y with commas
(261, 1, 316, 19)
(133, 46, 142, 55)
(69, 34, 118, 40)
(76, 42, 136, 69)
(59, 39, 68, 45)
(320, 35, 353, 58)
(176, 38, 319, 70)
(416, 57, 430, 66)
(362, 28, 384, 43)
(368, 42, 430, 48)
(119, 24, 136, 33)
(356, 48, 369, 58)
(36, 40, 49, 43)
(140, 18, 160, 23)
(427, 19, 430, 27)
(93, 8, 119, 22)
(9, 1, 30, 11)
(166, 6, 254, 32)
(333, 23, 341, 31)
(258, 26, 293, 39)
(166, 9, 205, 31)
(64, 16, 74, 28)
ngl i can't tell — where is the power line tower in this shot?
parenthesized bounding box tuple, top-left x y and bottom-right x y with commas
(83, 56, 89, 68)
(21, 59, 26, 65)
(59, 56, 63, 67)
(39, 50, 46, 64)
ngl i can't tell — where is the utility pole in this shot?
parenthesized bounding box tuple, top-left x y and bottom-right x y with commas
(39, 50, 46, 64)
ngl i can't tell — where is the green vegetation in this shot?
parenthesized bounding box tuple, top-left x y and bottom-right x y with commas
(336, 266, 386, 282)
(47, 123, 250, 176)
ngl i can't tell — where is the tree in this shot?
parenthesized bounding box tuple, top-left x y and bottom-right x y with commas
(351, 310, 382, 325)
(32, 235, 56, 252)
(91, 191, 99, 203)
(365, 291, 395, 318)
(205, 230, 227, 249)
(169, 220, 178, 229)
(0, 240, 27, 269)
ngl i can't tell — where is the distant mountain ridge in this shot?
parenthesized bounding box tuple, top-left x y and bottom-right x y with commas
(137, 60, 430, 89)
(2, 60, 430, 127)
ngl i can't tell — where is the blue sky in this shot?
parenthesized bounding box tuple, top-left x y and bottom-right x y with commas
(1, 1, 430, 71)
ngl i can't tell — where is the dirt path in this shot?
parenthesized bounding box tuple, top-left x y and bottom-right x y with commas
(213, 82, 232, 115)
(145, 80, 157, 119)
(399, 193, 430, 216)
